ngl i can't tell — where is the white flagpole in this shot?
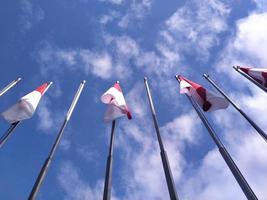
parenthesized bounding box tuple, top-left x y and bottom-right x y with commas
(28, 80, 86, 200)
(0, 77, 22, 97)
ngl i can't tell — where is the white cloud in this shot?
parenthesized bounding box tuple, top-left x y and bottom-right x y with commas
(233, 12, 267, 66)
(36, 96, 54, 133)
(253, 0, 267, 11)
(58, 161, 119, 200)
(162, 0, 230, 60)
(80, 50, 113, 79)
(215, 12, 267, 77)
(118, 0, 153, 28)
(99, 11, 120, 25)
(98, 0, 124, 5)
(76, 145, 98, 163)
(20, 0, 44, 31)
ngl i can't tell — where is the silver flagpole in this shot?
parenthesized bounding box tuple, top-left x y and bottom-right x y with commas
(203, 74, 267, 143)
(0, 121, 20, 148)
(28, 80, 86, 200)
(144, 77, 179, 200)
(102, 81, 120, 200)
(175, 75, 258, 200)
(233, 66, 267, 93)
(0, 82, 53, 149)
(0, 77, 22, 97)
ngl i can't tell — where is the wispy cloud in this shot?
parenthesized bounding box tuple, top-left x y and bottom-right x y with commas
(160, 0, 231, 61)
(57, 161, 119, 200)
(19, 0, 44, 31)
(118, 0, 153, 28)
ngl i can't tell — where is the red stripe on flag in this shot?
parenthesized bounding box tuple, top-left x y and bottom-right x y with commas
(240, 67, 266, 86)
(262, 72, 267, 87)
(36, 83, 48, 95)
(127, 112, 132, 120)
(114, 83, 122, 92)
(179, 75, 212, 111)
(239, 67, 250, 74)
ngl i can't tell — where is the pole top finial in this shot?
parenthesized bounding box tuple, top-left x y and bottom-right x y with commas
(233, 65, 240, 70)
(49, 81, 53, 85)
(144, 77, 148, 81)
(17, 77, 22, 82)
(203, 74, 209, 78)
(82, 80, 86, 84)
(116, 80, 120, 84)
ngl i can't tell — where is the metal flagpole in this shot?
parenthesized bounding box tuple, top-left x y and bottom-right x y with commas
(0, 77, 22, 97)
(233, 66, 267, 93)
(0, 82, 53, 149)
(103, 120, 116, 200)
(175, 76, 258, 200)
(203, 74, 267, 143)
(28, 80, 86, 200)
(144, 77, 179, 200)
(0, 121, 20, 148)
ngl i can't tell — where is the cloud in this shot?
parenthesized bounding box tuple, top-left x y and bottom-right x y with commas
(36, 96, 54, 133)
(215, 12, 267, 77)
(98, 0, 124, 5)
(118, 0, 153, 28)
(80, 50, 113, 79)
(58, 161, 119, 200)
(36, 40, 135, 81)
(161, 0, 230, 61)
(253, 0, 267, 11)
(20, 0, 44, 31)
(76, 145, 99, 163)
(99, 11, 120, 25)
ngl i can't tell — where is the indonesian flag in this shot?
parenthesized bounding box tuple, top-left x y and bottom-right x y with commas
(178, 75, 229, 112)
(101, 82, 132, 122)
(2, 83, 49, 123)
(238, 66, 267, 88)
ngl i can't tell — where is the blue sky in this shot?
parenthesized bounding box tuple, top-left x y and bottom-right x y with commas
(1, 0, 267, 199)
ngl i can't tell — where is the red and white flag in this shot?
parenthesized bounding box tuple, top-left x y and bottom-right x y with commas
(2, 83, 49, 123)
(178, 75, 229, 112)
(101, 82, 132, 122)
(239, 67, 267, 88)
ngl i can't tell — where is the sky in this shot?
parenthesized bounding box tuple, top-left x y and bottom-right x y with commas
(0, 0, 267, 199)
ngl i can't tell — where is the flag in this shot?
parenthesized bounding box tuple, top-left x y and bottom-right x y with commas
(101, 82, 132, 122)
(239, 67, 267, 88)
(2, 83, 49, 123)
(178, 75, 229, 112)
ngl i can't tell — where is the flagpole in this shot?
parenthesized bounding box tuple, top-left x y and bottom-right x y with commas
(0, 77, 22, 97)
(28, 80, 86, 200)
(0, 82, 53, 149)
(203, 74, 267, 143)
(103, 120, 116, 200)
(0, 121, 20, 148)
(144, 77, 179, 200)
(175, 76, 258, 200)
(233, 66, 267, 93)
